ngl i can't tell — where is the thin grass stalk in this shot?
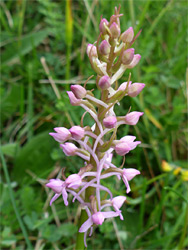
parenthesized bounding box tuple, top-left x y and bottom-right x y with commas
(65, 0, 73, 91)
(0, 147, 33, 249)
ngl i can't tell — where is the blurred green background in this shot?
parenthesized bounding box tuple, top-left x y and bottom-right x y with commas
(0, 0, 187, 249)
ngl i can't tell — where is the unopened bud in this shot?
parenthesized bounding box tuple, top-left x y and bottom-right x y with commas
(67, 91, 82, 106)
(71, 85, 87, 99)
(98, 76, 111, 90)
(99, 18, 109, 34)
(124, 111, 144, 125)
(69, 126, 85, 140)
(128, 83, 145, 97)
(103, 116, 117, 128)
(121, 27, 134, 43)
(118, 81, 132, 91)
(49, 127, 71, 143)
(115, 142, 131, 156)
(87, 44, 98, 57)
(99, 40, 110, 55)
(122, 48, 135, 65)
(127, 54, 141, 68)
(60, 142, 78, 156)
(110, 22, 120, 38)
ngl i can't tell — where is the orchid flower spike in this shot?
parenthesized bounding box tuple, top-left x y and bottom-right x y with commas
(46, 6, 145, 247)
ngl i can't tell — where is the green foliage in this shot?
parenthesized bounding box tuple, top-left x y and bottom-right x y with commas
(13, 132, 56, 182)
(1, 0, 187, 249)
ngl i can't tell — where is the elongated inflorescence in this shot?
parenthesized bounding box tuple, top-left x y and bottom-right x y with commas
(46, 6, 145, 247)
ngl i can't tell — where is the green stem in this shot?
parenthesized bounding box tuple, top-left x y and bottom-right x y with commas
(0, 146, 33, 249)
(75, 209, 88, 250)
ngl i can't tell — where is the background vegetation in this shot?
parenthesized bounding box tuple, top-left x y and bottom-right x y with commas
(1, 0, 187, 249)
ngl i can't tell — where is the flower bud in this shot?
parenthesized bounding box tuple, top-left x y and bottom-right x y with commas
(99, 18, 109, 34)
(87, 44, 98, 57)
(121, 27, 134, 43)
(115, 142, 131, 156)
(46, 179, 64, 193)
(98, 76, 111, 90)
(110, 22, 120, 38)
(103, 116, 117, 128)
(49, 127, 71, 143)
(65, 174, 82, 189)
(99, 40, 110, 55)
(69, 126, 85, 140)
(71, 85, 87, 99)
(67, 91, 82, 106)
(60, 142, 78, 156)
(118, 81, 132, 91)
(92, 212, 105, 225)
(112, 196, 126, 209)
(128, 83, 145, 97)
(124, 111, 144, 125)
(127, 54, 141, 68)
(121, 48, 135, 65)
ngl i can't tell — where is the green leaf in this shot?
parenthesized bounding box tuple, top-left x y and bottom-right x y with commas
(1, 143, 19, 157)
(1, 29, 50, 66)
(0, 84, 21, 124)
(13, 132, 56, 183)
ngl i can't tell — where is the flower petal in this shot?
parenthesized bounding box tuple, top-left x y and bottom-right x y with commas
(79, 217, 93, 233)
(62, 188, 68, 206)
(102, 211, 120, 219)
(50, 194, 60, 206)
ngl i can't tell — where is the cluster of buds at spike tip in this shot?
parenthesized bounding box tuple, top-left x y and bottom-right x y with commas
(46, 6, 145, 247)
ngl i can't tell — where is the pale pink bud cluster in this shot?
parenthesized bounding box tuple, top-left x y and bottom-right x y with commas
(46, 7, 145, 247)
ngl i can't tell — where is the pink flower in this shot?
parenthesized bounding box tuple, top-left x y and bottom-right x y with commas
(46, 179, 68, 206)
(121, 168, 140, 193)
(98, 75, 111, 90)
(49, 127, 71, 143)
(99, 40, 110, 55)
(124, 111, 144, 125)
(114, 135, 141, 156)
(128, 83, 145, 97)
(46, 175, 83, 206)
(115, 142, 131, 156)
(71, 85, 87, 99)
(86, 44, 98, 57)
(127, 54, 141, 68)
(110, 22, 120, 38)
(112, 196, 126, 220)
(67, 91, 82, 106)
(120, 135, 141, 150)
(99, 18, 109, 34)
(112, 196, 126, 210)
(60, 142, 78, 156)
(46, 179, 64, 193)
(79, 211, 119, 233)
(118, 81, 132, 92)
(122, 48, 135, 65)
(69, 126, 85, 140)
(65, 174, 82, 189)
(121, 27, 134, 43)
(103, 116, 117, 128)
